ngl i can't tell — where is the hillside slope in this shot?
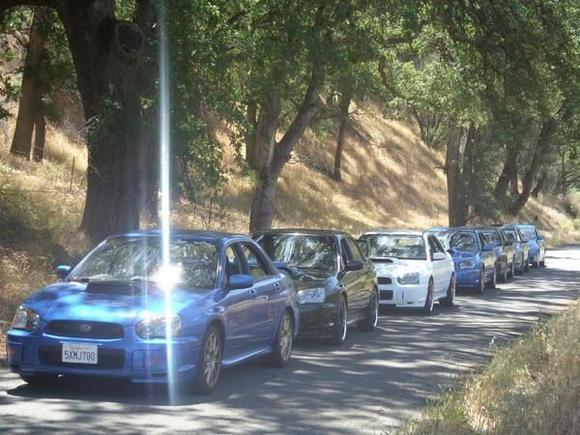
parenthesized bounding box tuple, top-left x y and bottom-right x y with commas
(1, 105, 579, 353)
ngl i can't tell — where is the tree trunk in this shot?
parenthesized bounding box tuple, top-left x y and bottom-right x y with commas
(55, 0, 155, 242)
(445, 124, 468, 227)
(509, 117, 557, 215)
(32, 111, 45, 161)
(494, 143, 520, 199)
(248, 66, 323, 232)
(333, 92, 351, 181)
(10, 8, 50, 159)
(531, 171, 546, 198)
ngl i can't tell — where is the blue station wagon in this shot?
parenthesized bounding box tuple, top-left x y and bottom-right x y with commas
(6, 230, 298, 394)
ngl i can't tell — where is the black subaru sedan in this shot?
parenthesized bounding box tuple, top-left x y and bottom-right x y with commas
(253, 229, 378, 345)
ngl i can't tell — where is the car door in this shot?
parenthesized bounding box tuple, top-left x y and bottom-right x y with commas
(346, 235, 374, 311)
(478, 231, 496, 278)
(427, 235, 447, 294)
(238, 241, 280, 348)
(338, 236, 366, 320)
(221, 242, 260, 358)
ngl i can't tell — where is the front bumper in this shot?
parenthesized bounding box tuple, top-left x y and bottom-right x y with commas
(455, 269, 482, 288)
(377, 281, 428, 308)
(296, 302, 337, 339)
(6, 327, 201, 384)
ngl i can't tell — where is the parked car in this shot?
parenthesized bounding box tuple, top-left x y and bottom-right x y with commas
(358, 230, 455, 313)
(446, 227, 499, 293)
(473, 226, 516, 282)
(254, 229, 378, 345)
(515, 224, 547, 268)
(493, 224, 530, 274)
(6, 230, 298, 393)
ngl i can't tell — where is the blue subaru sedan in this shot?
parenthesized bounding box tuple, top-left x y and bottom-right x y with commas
(6, 230, 298, 394)
(515, 224, 547, 268)
(430, 227, 498, 293)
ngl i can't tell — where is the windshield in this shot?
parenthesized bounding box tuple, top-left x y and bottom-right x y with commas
(256, 234, 337, 273)
(518, 225, 537, 240)
(449, 232, 478, 253)
(362, 234, 426, 260)
(503, 229, 518, 242)
(68, 237, 218, 289)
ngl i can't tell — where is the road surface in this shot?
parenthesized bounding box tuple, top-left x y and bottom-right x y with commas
(1, 245, 578, 434)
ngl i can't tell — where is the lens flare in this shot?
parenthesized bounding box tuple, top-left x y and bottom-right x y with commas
(158, 0, 177, 404)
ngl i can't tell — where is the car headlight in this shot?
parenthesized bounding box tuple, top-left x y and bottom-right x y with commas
(296, 288, 326, 304)
(136, 314, 182, 339)
(397, 272, 420, 285)
(459, 259, 476, 269)
(11, 305, 40, 331)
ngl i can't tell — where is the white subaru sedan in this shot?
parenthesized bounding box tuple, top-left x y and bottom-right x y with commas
(359, 230, 456, 313)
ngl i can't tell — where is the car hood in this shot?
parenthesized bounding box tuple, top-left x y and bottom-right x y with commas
(450, 250, 478, 260)
(23, 281, 209, 326)
(291, 269, 334, 290)
(371, 258, 428, 276)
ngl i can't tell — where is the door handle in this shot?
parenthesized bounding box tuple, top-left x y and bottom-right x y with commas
(273, 282, 282, 293)
(248, 289, 257, 298)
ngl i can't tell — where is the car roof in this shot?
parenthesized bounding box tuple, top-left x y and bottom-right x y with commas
(110, 228, 248, 242)
(252, 228, 350, 237)
(451, 226, 481, 233)
(362, 229, 423, 236)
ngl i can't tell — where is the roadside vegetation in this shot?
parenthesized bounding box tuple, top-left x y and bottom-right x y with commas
(400, 301, 580, 435)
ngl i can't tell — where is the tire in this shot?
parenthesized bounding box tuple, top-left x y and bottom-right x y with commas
(440, 274, 456, 307)
(486, 267, 497, 289)
(192, 324, 222, 394)
(477, 268, 486, 294)
(358, 289, 379, 331)
(515, 254, 523, 275)
(422, 279, 435, 314)
(330, 296, 348, 345)
(498, 261, 508, 283)
(20, 373, 57, 386)
(266, 310, 294, 368)
(524, 255, 530, 272)
(508, 258, 515, 279)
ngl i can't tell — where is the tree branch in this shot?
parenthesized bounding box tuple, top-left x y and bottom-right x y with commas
(0, 0, 55, 16)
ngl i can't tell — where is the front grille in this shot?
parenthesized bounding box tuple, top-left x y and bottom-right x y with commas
(380, 290, 393, 300)
(46, 320, 124, 339)
(377, 277, 392, 285)
(39, 345, 125, 369)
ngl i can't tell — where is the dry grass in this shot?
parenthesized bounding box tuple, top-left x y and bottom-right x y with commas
(399, 301, 580, 435)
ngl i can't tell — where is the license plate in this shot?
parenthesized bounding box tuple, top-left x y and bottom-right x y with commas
(62, 343, 98, 364)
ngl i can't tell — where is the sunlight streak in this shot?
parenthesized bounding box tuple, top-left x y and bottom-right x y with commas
(158, 0, 177, 405)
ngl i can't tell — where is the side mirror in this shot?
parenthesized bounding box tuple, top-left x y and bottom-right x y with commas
(344, 260, 363, 272)
(356, 240, 370, 257)
(273, 261, 295, 278)
(432, 252, 447, 261)
(56, 265, 72, 280)
(228, 274, 254, 290)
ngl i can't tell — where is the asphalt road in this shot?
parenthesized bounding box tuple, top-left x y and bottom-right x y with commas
(1, 245, 579, 434)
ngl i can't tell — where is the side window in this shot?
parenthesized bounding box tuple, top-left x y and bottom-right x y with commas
(479, 232, 488, 247)
(345, 237, 363, 261)
(240, 243, 269, 281)
(340, 238, 353, 265)
(432, 236, 446, 253)
(224, 244, 242, 286)
(428, 236, 444, 256)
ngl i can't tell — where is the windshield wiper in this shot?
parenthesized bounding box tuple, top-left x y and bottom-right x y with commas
(68, 277, 90, 283)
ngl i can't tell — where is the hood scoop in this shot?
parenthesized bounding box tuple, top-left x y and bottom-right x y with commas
(85, 281, 147, 295)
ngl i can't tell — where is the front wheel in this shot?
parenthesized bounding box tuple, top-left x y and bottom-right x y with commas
(508, 258, 515, 279)
(524, 256, 530, 272)
(478, 268, 486, 294)
(358, 289, 379, 331)
(192, 324, 222, 394)
(440, 275, 456, 307)
(266, 310, 294, 367)
(486, 267, 497, 289)
(330, 296, 348, 345)
(498, 261, 508, 282)
(422, 279, 435, 314)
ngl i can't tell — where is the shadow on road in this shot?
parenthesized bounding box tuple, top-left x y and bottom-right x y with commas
(1, 248, 578, 434)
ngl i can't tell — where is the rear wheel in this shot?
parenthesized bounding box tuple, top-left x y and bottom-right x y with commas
(330, 296, 348, 345)
(192, 324, 222, 394)
(267, 310, 294, 367)
(440, 275, 456, 307)
(422, 279, 435, 314)
(486, 267, 497, 289)
(358, 289, 379, 331)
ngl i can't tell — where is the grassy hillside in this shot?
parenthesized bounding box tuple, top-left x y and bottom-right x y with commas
(1, 106, 579, 354)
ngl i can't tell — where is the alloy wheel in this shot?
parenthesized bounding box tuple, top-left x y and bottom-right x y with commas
(203, 331, 221, 388)
(423, 281, 434, 313)
(278, 312, 293, 362)
(337, 298, 347, 342)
